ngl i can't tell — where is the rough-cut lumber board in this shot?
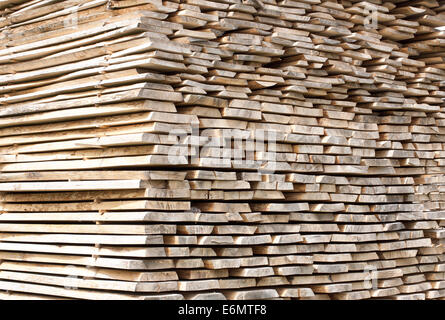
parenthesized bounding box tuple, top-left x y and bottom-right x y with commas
(0, 0, 444, 301)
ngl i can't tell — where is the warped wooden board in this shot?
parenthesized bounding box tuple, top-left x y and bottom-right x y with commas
(0, 170, 187, 181)
(0, 261, 179, 281)
(0, 20, 152, 63)
(1, 188, 191, 201)
(0, 270, 178, 293)
(0, 103, 184, 129)
(0, 242, 191, 258)
(0, 211, 197, 222)
(0, 180, 146, 191)
(0, 145, 195, 164)
(0, 280, 183, 300)
(0, 223, 177, 234)
(0, 155, 189, 172)
(0, 291, 70, 300)
(0, 233, 165, 245)
(0, 251, 180, 270)
(0, 122, 191, 149)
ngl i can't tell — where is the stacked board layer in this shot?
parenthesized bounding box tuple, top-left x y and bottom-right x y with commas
(0, 0, 445, 300)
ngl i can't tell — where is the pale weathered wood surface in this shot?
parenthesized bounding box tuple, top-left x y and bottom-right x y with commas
(0, 0, 444, 300)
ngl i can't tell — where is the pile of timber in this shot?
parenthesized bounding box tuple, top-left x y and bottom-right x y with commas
(0, 0, 444, 300)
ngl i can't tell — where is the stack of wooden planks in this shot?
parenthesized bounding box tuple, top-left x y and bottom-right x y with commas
(0, 0, 444, 300)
